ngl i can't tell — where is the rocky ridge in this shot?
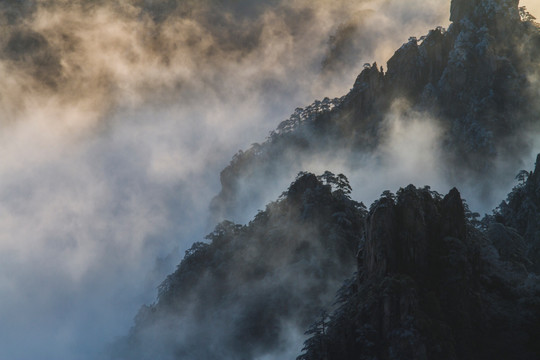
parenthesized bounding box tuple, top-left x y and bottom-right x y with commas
(211, 0, 540, 221)
(116, 158, 540, 360)
(111, 172, 366, 360)
(113, 1, 540, 359)
(298, 177, 540, 360)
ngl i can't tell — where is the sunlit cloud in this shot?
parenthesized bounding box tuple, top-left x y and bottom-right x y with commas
(0, 0, 502, 358)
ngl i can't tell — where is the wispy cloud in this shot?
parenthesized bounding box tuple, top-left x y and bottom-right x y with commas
(0, 0, 475, 358)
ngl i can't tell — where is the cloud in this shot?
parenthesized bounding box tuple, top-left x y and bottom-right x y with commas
(0, 0, 457, 359)
(521, 0, 540, 20)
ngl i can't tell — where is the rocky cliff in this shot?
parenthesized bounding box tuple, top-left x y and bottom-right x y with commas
(115, 157, 540, 360)
(211, 0, 540, 221)
(299, 182, 540, 360)
(113, 1, 540, 359)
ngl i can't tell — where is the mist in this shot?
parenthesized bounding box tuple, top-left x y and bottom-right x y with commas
(0, 1, 455, 359)
(1, 0, 538, 359)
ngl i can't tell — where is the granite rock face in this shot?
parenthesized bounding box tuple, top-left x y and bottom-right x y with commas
(299, 184, 540, 360)
(362, 186, 465, 280)
(360, 187, 479, 360)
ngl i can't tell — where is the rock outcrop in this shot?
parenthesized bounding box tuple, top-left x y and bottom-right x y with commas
(211, 0, 540, 222)
(115, 1, 540, 359)
(117, 163, 540, 360)
(299, 184, 540, 360)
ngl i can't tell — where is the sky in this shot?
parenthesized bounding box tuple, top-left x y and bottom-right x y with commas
(0, 0, 539, 359)
(524, 0, 540, 16)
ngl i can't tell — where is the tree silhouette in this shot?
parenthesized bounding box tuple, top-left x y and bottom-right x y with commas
(297, 310, 330, 360)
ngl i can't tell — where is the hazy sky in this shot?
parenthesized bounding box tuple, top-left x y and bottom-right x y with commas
(0, 0, 538, 359)
(523, 0, 540, 17)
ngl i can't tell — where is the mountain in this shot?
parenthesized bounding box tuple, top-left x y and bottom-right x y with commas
(298, 176, 540, 360)
(113, 162, 540, 360)
(112, 0, 540, 359)
(110, 173, 365, 359)
(211, 0, 540, 221)
(491, 153, 540, 272)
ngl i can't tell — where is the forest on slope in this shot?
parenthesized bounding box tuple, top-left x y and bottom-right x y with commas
(112, 0, 540, 359)
(114, 158, 540, 359)
(211, 0, 540, 222)
(112, 172, 365, 359)
(297, 156, 540, 360)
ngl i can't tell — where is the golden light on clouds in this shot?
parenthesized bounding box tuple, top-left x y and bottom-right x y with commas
(521, 0, 540, 17)
(0, 1, 538, 359)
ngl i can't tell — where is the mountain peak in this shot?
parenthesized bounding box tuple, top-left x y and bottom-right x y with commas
(450, 0, 520, 24)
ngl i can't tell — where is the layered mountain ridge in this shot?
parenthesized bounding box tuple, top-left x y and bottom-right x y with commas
(112, 1, 540, 359)
(298, 164, 540, 359)
(111, 172, 366, 359)
(211, 0, 540, 221)
(114, 158, 540, 359)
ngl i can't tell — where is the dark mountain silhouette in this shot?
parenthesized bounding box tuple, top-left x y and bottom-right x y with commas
(114, 161, 540, 360)
(211, 0, 540, 221)
(491, 153, 540, 272)
(298, 175, 540, 360)
(110, 173, 365, 359)
(113, 0, 540, 359)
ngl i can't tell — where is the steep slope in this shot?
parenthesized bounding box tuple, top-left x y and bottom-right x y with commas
(492, 153, 540, 271)
(298, 180, 540, 360)
(112, 1, 540, 359)
(116, 160, 540, 360)
(110, 173, 365, 360)
(211, 0, 540, 221)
